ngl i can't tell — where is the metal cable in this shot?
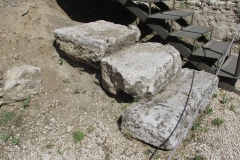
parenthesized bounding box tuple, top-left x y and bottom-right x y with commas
(168, 23, 240, 160)
(149, 70, 196, 160)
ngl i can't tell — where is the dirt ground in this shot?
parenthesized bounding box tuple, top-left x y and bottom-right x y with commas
(0, 0, 239, 160)
(0, 0, 155, 159)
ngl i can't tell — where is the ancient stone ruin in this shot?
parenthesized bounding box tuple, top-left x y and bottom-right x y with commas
(54, 20, 218, 149)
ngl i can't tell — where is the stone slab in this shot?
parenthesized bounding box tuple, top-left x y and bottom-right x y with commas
(54, 20, 140, 68)
(101, 43, 181, 98)
(120, 68, 218, 150)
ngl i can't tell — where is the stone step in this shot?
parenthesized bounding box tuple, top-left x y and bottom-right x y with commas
(148, 10, 195, 20)
(100, 42, 182, 98)
(120, 68, 218, 150)
(170, 25, 214, 40)
(54, 21, 218, 150)
(54, 20, 140, 69)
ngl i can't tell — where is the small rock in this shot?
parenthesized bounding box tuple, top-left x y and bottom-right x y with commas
(0, 65, 3, 77)
(10, 2, 15, 7)
(66, 125, 73, 133)
(94, 79, 100, 86)
(0, 88, 3, 97)
(1, 65, 42, 105)
(50, 118, 55, 122)
(0, 65, 4, 87)
(22, 9, 29, 16)
(42, 154, 51, 160)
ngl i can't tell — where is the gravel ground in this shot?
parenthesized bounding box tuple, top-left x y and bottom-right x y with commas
(173, 82, 240, 160)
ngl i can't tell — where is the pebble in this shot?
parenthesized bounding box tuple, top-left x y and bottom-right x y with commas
(66, 125, 73, 133)
(22, 9, 29, 16)
(1, 34, 6, 38)
(42, 154, 51, 160)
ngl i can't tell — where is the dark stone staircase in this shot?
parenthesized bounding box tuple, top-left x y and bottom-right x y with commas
(117, 0, 240, 94)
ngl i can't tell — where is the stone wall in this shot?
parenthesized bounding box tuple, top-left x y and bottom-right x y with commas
(171, 0, 240, 43)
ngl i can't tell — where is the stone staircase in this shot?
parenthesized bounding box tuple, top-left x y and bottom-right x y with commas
(117, 0, 240, 94)
(54, 20, 218, 149)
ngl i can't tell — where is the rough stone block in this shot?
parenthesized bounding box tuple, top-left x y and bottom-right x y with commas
(54, 20, 140, 68)
(1, 65, 42, 105)
(101, 43, 181, 98)
(120, 69, 218, 150)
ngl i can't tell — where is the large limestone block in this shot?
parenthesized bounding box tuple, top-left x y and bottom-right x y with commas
(1, 65, 42, 105)
(54, 20, 140, 68)
(101, 43, 181, 98)
(121, 69, 218, 150)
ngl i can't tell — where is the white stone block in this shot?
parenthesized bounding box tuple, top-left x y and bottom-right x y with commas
(101, 43, 181, 98)
(121, 69, 218, 150)
(54, 20, 140, 68)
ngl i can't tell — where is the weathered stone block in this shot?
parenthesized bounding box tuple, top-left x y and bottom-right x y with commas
(54, 20, 140, 68)
(1, 65, 42, 105)
(101, 43, 181, 98)
(121, 69, 218, 150)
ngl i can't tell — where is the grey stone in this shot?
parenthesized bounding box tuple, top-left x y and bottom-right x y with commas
(121, 69, 218, 150)
(0, 65, 3, 75)
(101, 43, 181, 98)
(66, 125, 73, 133)
(187, 0, 239, 42)
(0, 65, 3, 87)
(0, 88, 3, 98)
(22, 9, 29, 16)
(207, 0, 219, 4)
(10, 2, 16, 7)
(42, 154, 52, 160)
(1, 65, 42, 105)
(54, 20, 140, 68)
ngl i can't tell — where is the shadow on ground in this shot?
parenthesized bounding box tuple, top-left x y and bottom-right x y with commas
(56, 0, 157, 39)
(56, 0, 135, 25)
(53, 41, 136, 103)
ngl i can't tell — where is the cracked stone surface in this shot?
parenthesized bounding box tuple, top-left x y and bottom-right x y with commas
(121, 69, 218, 150)
(101, 43, 181, 98)
(54, 20, 140, 68)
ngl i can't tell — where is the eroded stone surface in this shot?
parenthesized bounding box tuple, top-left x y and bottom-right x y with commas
(54, 20, 140, 68)
(121, 69, 218, 150)
(101, 43, 181, 98)
(1, 65, 42, 105)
